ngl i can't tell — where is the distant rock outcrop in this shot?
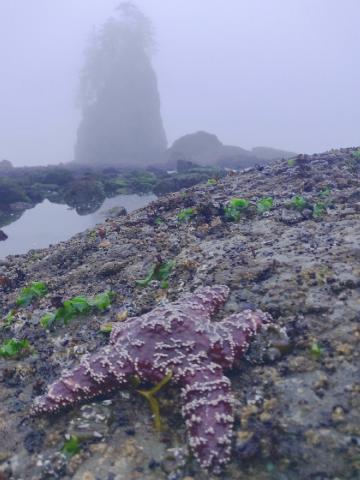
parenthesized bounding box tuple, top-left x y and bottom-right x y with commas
(251, 146, 297, 161)
(74, 5, 167, 167)
(0, 159, 13, 172)
(167, 131, 223, 165)
(166, 131, 296, 170)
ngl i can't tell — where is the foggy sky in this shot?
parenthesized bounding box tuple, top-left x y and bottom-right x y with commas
(0, 0, 359, 166)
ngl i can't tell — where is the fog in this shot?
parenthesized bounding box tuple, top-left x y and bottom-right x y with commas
(0, 0, 359, 166)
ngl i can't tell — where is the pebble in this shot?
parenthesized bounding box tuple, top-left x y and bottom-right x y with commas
(99, 261, 126, 276)
(82, 472, 95, 480)
(331, 406, 346, 423)
(280, 208, 303, 224)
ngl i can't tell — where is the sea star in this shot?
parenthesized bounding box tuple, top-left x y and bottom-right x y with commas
(32, 285, 273, 471)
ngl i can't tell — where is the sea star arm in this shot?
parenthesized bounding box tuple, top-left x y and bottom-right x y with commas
(213, 309, 273, 363)
(180, 362, 234, 472)
(182, 284, 230, 317)
(32, 345, 135, 414)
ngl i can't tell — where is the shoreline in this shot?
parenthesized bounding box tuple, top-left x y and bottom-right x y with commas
(0, 147, 359, 479)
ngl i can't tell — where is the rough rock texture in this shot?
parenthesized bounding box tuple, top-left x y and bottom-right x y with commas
(0, 147, 359, 479)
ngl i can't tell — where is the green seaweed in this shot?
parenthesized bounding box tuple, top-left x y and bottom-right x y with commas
(177, 207, 196, 222)
(287, 158, 296, 167)
(40, 291, 115, 328)
(90, 292, 114, 310)
(313, 202, 327, 218)
(290, 195, 307, 211)
(352, 148, 360, 159)
(224, 198, 250, 221)
(257, 197, 274, 214)
(207, 178, 217, 185)
(136, 259, 175, 289)
(16, 281, 47, 307)
(62, 436, 81, 456)
(0, 338, 30, 358)
(319, 187, 331, 198)
(309, 341, 323, 360)
(2, 310, 15, 329)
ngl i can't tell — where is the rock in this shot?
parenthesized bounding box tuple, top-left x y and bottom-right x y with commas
(153, 171, 215, 195)
(331, 405, 346, 423)
(176, 158, 199, 172)
(235, 431, 260, 460)
(301, 208, 313, 219)
(98, 261, 126, 276)
(0, 230, 8, 241)
(280, 208, 303, 224)
(23, 430, 45, 454)
(64, 179, 105, 214)
(98, 240, 111, 248)
(340, 207, 356, 217)
(166, 131, 264, 169)
(0, 159, 13, 171)
(8, 201, 33, 211)
(103, 206, 127, 218)
(81, 472, 95, 480)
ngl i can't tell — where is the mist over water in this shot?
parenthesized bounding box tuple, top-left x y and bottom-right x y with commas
(0, 0, 359, 167)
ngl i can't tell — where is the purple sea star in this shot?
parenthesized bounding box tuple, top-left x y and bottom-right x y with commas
(33, 285, 273, 471)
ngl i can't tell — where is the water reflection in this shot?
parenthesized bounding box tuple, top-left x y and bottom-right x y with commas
(73, 199, 104, 215)
(0, 194, 155, 258)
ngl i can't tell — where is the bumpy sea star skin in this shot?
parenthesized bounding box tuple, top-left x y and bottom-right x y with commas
(32, 285, 273, 471)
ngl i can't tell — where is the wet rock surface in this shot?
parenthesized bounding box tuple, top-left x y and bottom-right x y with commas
(0, 147, 359, 479)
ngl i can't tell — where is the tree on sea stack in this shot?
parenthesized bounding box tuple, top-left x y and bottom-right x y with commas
(74, 2, 167, 166)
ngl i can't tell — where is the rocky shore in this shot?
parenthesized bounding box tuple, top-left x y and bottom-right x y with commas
(0, 161, 224, 228)
(0, 148, 359, 479)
